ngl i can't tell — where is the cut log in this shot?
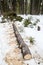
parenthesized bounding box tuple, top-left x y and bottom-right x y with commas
(21, 43, 32, 60)
(13, 23, 32, 60)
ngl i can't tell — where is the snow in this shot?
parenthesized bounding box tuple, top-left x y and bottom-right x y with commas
(23, 15, 43, 50)
(15, 15, 43, 48)
(0, 15, 43, 65)
(0, 22, 19, 65)
(0, 15, 3, 22)
(15, 15, 43, 65)
(0, 23, 12, 65)
(24, 59, 37, 65)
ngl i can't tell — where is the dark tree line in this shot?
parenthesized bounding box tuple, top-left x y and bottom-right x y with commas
(0, 0, 24, 14)
(0, 0, 43, 14)
(30, 0, 43, 14)
(0, 0, 27, 14)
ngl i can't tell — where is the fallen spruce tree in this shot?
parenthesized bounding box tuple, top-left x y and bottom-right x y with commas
(13, 23, 32, 60)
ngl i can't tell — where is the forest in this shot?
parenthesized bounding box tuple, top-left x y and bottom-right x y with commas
(0, 0, 43, 15)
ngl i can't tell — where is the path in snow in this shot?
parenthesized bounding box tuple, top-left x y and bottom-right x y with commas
(0, 22, 24, 65)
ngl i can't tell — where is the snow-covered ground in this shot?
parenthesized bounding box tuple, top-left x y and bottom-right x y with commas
(0, 23, 12, 65)
(0, 15, 43, 65)
(15, 15, 43, 65)
(0, 22, 24, 65)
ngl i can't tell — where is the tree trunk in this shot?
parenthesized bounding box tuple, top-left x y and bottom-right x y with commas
(13, 23, 32, 60)
(19, 0, 24, 14)
(41, 0, 43, 14)
(25, 0, 27, 14)
(12, 0, 16, 12)
(30, 0, 32, 14)
(31, 0, 41, 14)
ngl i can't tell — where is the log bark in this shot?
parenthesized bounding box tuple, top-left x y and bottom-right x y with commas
(13, 23, 32, 60)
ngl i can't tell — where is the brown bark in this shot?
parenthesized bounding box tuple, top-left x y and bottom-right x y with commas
(13, 23, 32, 60)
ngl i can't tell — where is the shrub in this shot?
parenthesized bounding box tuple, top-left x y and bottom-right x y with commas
(29, 37, 35, 45)
(3, 11, 17, 17)
(9, 15, 15, 21)
(3, 11, 23, 22)
(16, 16, 23, 22)
(3, 11, 17, 21)
(24, 19, 32, 27)
(7, 11, 17, 17)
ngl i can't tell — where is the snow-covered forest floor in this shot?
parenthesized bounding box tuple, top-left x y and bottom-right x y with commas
(15, 15, 43, 65)
(0, 15, 43, 65)
(0, 22, 23, 65)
